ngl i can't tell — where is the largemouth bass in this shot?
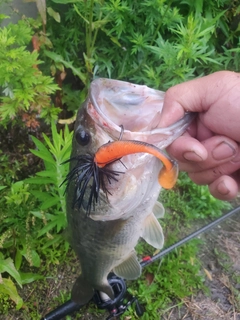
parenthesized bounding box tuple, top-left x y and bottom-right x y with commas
(65, 78, 194, 305)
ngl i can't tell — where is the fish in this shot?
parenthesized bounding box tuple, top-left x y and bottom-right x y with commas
(64, 78, 194, 305)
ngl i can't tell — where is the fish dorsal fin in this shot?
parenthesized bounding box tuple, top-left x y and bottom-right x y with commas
(153, 201, 165, 219)
(113, 251, 141, 280)
(141, 212, 164, 249)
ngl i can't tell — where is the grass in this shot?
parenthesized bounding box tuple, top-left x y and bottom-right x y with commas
(125, 241, 206, 319)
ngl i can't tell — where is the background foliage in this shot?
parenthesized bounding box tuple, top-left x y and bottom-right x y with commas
(0, 0, 239, 318)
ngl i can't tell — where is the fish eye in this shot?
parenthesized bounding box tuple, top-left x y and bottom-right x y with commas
(75, 126, 91, 146)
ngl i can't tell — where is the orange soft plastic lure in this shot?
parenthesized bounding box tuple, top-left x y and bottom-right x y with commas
(94, 140, 178, 189)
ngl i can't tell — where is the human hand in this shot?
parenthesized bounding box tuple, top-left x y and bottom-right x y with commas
(160, 71, 240, 200)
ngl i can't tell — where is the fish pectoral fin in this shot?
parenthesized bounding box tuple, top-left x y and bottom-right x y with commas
(71, 275, 94, 305)
(141, 213, 164, 249)
(113, 251, 141, 280)
(153, 201, 165, 219)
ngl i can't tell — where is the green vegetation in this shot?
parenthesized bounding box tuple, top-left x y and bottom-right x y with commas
(125, 240, 205, 319)
(161, 172, 232, 221)
(0, 14, 59, 128)
(0, 123, 72, 313)
(0, 0, 239, 318)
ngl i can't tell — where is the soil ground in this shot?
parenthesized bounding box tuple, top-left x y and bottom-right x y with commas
(165, 205, 240, 320)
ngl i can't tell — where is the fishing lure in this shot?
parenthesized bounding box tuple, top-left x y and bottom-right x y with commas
(63, 140, 178, 215)
(94, 140, 178, 189)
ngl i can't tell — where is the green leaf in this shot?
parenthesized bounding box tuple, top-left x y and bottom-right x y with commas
(30, 135, 56, 165)
(0, 278, 23, 309)
(29, 191, 54, 201)
(14, 249, 23, 271)
(0, 14, 10, 21)
(30, 148, 55, 165)
(25, 176, 54, 185)
(44, 50, 87, 84)
(47, 7, 61, 23)
(30, 210, 55, 220)
(42, 132, 60, 157)
(52, 0, 76, 3)
(40, 196, 59, 210)
(41, 234, 64, 249)
(18, 272, 44, 284)
(21, 249, 41, 267)
(36, 0, 47, 25)
(35, 170, 58, 178)
(37, 220, 58, 237)
(0, 257, 22, 287)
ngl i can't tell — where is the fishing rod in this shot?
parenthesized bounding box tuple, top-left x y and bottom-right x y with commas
(41, 205, 240, 320)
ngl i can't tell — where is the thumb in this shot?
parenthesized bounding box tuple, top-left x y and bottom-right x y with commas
(159, 71, 236, 127)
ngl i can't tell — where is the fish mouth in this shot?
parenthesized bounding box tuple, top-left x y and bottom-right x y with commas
(89, 78, 165, 141)
(89, 78, 195, 146)
(64, 79, 195, 218)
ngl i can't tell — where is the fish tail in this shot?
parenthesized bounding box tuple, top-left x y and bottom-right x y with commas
(71, 275, 94, 305)
(71, 275, 115, 305)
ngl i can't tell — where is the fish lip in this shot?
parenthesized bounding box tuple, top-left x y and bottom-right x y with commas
(89, 79, 121, 138)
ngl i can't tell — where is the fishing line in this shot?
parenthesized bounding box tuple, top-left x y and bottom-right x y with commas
(118, 124, 124, 140)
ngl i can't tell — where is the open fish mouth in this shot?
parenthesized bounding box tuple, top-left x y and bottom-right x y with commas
(63, 79, 195, 217)
(89, 78, 166, 137)
(88, 78, 195, 145)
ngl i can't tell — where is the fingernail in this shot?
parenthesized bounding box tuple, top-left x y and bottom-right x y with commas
(212, 142, 236, 160)
(217, 181, 230, 195)
(183, 151, 204, 161)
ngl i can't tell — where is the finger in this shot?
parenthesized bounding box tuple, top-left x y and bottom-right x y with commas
(166, 135, 208, 163)
(198, 136, 238, 169)
(208, 175, 239, 200)
(188, 159, 240, 185)
(231, 169, 240, 187)
(180, 117, 214, 142)
(167, 135, 239, 173)
(160, 71, 239, 127)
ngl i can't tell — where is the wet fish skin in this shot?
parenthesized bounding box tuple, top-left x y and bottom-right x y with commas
(66, 79, 194, 305)
(67, 105, 146, 304)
